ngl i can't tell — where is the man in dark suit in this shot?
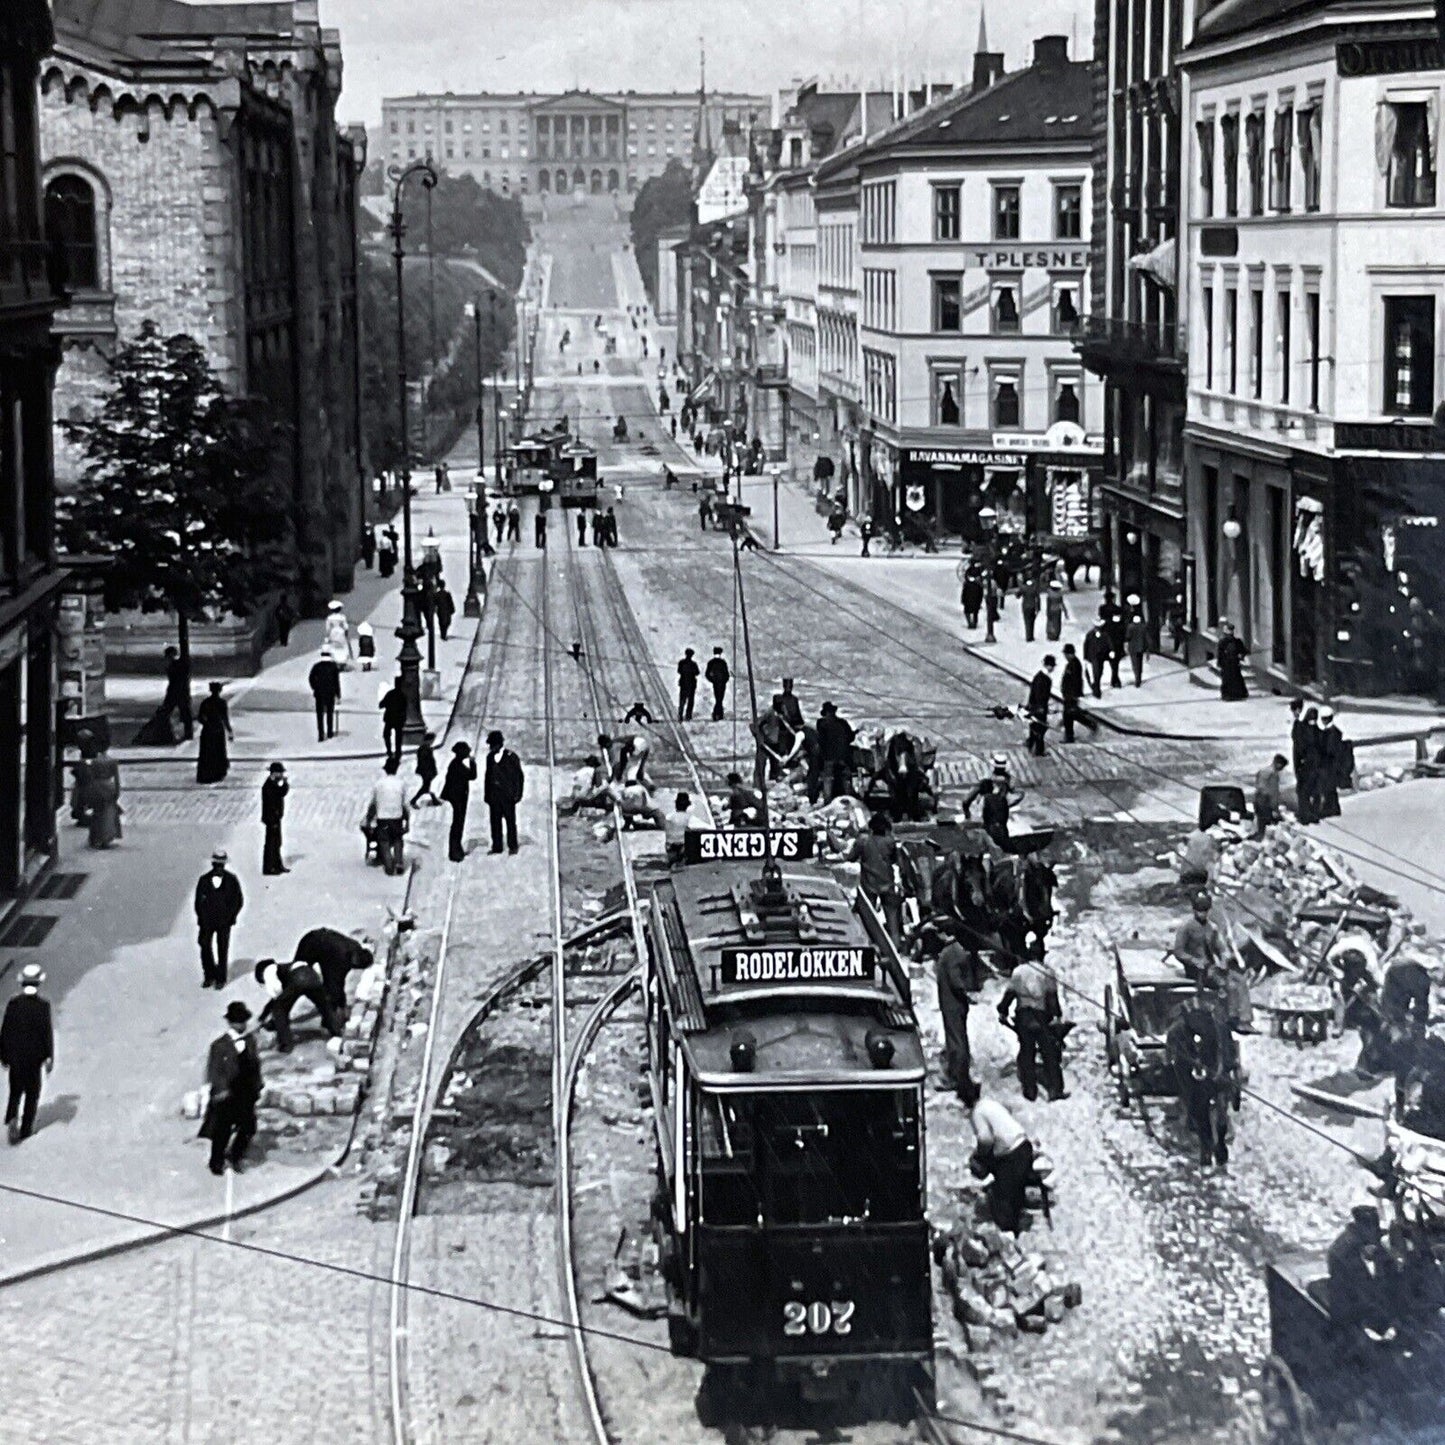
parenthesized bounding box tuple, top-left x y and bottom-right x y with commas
(194, 849, 244, 988)
(704, 646, 730, 721)
(440, 741, 478, 862)
(308, 648, 341, 741)
(261, 762, 289, 875)
(1060, 643, 1085, 744)
(379, 676, 409, 763)
(1025, 656, 1056, 758)
(292, 927, 374, 1016)
(1, 964, 53, 1144)
(483, 729, 525, 855)
(202, 1000, 262, 1174)
(676, 648, 699, 721)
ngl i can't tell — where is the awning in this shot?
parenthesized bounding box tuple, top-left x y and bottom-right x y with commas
(1128, 237, 1177, 292)
(687, 373, 717, 406)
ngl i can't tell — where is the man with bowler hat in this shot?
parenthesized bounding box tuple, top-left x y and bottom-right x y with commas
(261, 762, 290, 875)
(441, 741, 478, 862)
(202, 1001, 262, 1174)
(194, 849, 244, 988)
(483, 729, 525, 855)
(1, 964, 53, 1144)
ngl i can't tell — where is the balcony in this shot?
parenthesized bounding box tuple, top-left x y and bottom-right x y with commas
(754, 360, 788, 388)
(1074, 314, 1186, 384)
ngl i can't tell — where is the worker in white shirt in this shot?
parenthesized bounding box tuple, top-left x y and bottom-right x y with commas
(962, 1079, 1035, 1234)
(663, 792, 707, 862)
(253, 959, 342, 1053)
(366, 755, 410, 876)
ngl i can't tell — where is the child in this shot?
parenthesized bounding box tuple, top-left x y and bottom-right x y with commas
(412, 732, 439, 807)
(357, 621, 376, 671)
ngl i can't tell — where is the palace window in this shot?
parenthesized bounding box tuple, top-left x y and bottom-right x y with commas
(1298, 105, 1322, 211)
(1270, 105, 1293, 211)
(1276, 288, 1291, 404)
(1196, 119, 1215, 217)
(1245, 111, 1265, 216)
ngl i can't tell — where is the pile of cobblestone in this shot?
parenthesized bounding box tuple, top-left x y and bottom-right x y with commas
(933, 1210, 1082, 1355)
(711, 778, 869, 857)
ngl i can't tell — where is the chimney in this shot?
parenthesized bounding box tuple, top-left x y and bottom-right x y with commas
(972, 52, 1005, 89)
(1033, 35, 1069, 69)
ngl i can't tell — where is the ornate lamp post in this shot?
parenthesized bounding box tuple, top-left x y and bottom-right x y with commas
(388, 156, 438, 743)
(464, 485, 484, 618)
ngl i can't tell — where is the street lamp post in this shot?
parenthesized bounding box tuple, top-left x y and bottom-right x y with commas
(464, 486, 484, 618)
(771, 465, 782, 552)
(489, 290, 503, 486)
(388, 156, 438, 744)
(979, 505, 999, 645)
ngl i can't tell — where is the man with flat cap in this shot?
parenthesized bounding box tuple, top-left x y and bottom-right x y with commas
(483, 729, 525, 855)
(201, 1000, 262, 1174)
(194, 849, 244, 989)
(254, 958, 342, 1053)
(1, 964, 53, 1144)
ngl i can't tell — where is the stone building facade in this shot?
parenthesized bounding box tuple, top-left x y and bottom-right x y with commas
(41, 0, 366, 664)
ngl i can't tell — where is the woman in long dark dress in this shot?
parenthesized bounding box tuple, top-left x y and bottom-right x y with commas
(196, 682, 233, 783)
(86, 748, 122, 848)
(1217, 621, 1249, 701)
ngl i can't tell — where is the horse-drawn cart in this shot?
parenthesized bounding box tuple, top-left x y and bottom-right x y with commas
(1104, 943, 1242, 1164)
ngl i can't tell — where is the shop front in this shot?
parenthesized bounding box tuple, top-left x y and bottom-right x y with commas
(1103, 489, 1186, 652)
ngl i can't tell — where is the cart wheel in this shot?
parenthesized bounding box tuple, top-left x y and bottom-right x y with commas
(1261, 1355, 1314, 1445)
(1104, 984, 1120, 1068)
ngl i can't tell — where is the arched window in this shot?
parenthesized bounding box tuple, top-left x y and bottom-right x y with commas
(556, 169, 568, 193)
(607, 168, 619, 193)
(45, 174, 100, 290)
(573, 166, 586, 189)
(590, 169, 603, 194)
(538, 169, 551, 192)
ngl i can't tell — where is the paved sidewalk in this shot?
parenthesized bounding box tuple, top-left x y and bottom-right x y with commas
(729, 469, 1444, 752)
(0, 485, 487, 1283)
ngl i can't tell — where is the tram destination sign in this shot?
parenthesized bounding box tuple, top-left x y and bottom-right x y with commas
(720, 945, 876, 986)
(684, 828, 816, 863)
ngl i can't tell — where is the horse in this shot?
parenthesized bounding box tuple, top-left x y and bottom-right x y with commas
(1167, 1001, 1234, 1167)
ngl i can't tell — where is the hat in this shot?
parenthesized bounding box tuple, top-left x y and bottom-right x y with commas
(486, 729, 504, 747)
(328, 600, 343, 612)
(1319, 707, 1335, 723)
(211, 849, 228, 864)
(253, 958, 277, 984)
(268, 761, 286, 773)
(225, 1001, 253, 1026)
(1193, 891, 1211, 911)
(19, 964, 44, 987)
(319, 646, 332, 656)
(1127, 593, 1141, 606)
(992, 753, 1008, 770)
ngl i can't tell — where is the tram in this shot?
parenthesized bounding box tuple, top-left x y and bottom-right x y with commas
(503, 437, 552, 497)
(643, 835, 932, 1416)
(552, 440, 599, 508)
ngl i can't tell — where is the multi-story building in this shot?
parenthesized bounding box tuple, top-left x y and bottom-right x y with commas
(1181, 0, 1445, 698)
(833, 38, 1101, 541)
(1075, 0, 1192, 645)
(381, 89, 766, 199)
(0, 0, 64, 904)
(42, 0, 367, 666)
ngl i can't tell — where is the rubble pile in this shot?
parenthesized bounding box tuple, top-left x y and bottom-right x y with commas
(1354, 764, 1416, 793)
(932, 1214, 1082, 1357)
(707, 776, 870, 858)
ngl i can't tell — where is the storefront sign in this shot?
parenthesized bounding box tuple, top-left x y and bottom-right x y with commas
(684, 827, 815, 863)
(903, 448, 1027, 468)
(904, 483, 927, 511)
(1334, 420, 1438, 454)
(965, 247, 1091, 271)
(1337, 37, 1444, 77)
(720, 945, 874, 986)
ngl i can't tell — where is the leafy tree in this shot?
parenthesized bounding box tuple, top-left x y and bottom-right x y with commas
(57, 321, 294, 669)
(399, 171, 530, 292)
(630, 160, 695, 308)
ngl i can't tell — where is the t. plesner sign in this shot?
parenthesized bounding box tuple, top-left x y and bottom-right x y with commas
(684, 828, 816, 863)
(720, 946, 875, 985)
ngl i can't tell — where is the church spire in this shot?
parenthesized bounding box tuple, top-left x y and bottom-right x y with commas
(976, 3, 989, 55)
(693, 34, 713, 177)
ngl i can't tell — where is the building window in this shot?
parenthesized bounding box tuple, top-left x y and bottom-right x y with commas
(932, 275, 962, 332)
(1221, 113, 1239, 217)
(1383, 296, 1435, 415)
(1245, 112, 1265, 216)
(1054, 183, 1082, 240)
(500, 120, 509, 134)
(1270, 106, 1293, 211)
(934, 184, 960, 241)
(1306, 289, 1321, 411)
(389, 120, 398, 134)
(1052, 280, 1080, 334)
(407, 120, 415, 134)
(1202, 284, 1214, 388)
(992, 183, 1020, 240)
(1298, 105, 1322, 211)
(1225, 285, 1238, 393)
(1383, 102, 1437, 208)
(483, 147, 491, 159)
(1052, 373, 1082, 425)
(44, 174, 100, 290)
(992, 280, 1020, 333)
(1196, 118, 1215, 217)
(1277, 289, 1291, 404)
(931, 366, 963, 426)
(1250, 287, 1264, 399)
(991, 370, 1021, 428)
(444, 120, 453, 134)
(463, 145, 472, 159)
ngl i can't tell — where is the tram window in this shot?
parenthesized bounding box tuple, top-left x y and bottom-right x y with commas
(698, 1090, 919, 1228)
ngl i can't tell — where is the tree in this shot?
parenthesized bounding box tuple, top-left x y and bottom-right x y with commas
(58, 321, 295, 670)
(399, 171, 530, 292)
(630, 160, 694, 308)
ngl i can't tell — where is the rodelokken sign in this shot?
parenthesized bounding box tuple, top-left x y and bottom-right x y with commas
(720, 946, 875, 986)
(684, 828, 816, 863)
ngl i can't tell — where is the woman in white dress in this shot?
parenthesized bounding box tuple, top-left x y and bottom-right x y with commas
(323, 600, 353, 668)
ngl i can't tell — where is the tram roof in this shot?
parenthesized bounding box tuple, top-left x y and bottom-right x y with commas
(650, 861, 917, 1036)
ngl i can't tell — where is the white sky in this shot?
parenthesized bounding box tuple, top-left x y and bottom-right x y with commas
(310, 0, 1094, 127)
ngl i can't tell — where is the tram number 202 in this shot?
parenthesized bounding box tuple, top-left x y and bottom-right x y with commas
(782, 1300, 855, 1337)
